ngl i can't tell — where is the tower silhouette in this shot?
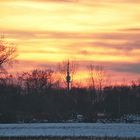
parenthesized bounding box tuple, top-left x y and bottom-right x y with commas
(66, 60, 71, 92)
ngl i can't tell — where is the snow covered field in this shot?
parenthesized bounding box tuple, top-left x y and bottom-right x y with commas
(0, 123, 140, 138)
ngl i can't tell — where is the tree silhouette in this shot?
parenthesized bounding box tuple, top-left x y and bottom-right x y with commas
(88, 65, 105, 102)
(0, 36, 16, 74)
(19, 69, 54, 94)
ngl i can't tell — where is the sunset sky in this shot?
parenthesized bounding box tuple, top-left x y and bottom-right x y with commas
(0, 0, 140, 85)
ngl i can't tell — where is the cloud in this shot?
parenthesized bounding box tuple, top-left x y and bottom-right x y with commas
(2, 28, 140, 39)
(121, 28, 140, 32)
(91, 40, 140, 51)
(112, 63, 140, 74)
(9, 59, 140, 75)
(2, 29, 140, 58)
(29, 0, 140, 4)
(0, 0, 77, 2)
(75, 60, 140, 74)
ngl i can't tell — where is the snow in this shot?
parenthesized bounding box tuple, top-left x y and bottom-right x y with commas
(0, 123, 140, 138)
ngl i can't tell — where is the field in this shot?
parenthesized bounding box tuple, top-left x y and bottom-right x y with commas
(0, 123, 140, 140)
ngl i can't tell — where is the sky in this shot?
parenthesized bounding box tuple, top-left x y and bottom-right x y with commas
(0, 0, 140, 85)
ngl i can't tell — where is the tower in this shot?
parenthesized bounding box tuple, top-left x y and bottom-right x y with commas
(66, 60, 71, 92)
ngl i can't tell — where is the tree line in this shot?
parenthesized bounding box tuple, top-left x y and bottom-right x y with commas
(0, 69, 139, 123)
(0, 36, 140, 123)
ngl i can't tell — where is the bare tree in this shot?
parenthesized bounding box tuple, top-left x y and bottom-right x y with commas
(88, 64, 96, 91)
(19, 69, 54, 94)
(95, 65, 105, 93)
(0, 36, 17, 74)
(88, 64, 105, 102)
(88, 64, 97, 103)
